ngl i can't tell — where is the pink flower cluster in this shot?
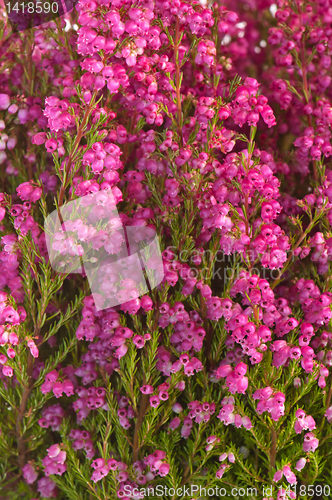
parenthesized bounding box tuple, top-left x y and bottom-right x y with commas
(215, 362, 248, 394)
(253, 387, 285, 421)
(70, 429, 95, 459)
(38, 404, 65, 431)
(217, 396, 252, 429)
(90, 457, 125, 482)
(41, 370, 74, 398)
(144, 450, 170, 477)
(42, 444, 67, 476)
(72, 386, 107, 422)
(303, 433, 319, 453)
(294, 409, 316, 434)
(273, 465, 297, 486)
(22, 463, 38, 484)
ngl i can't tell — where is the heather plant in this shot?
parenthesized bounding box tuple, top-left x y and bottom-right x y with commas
(1, 0, 332, 499)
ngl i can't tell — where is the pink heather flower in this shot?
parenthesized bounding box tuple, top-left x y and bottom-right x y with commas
(9, 332, 19, 345)
(273, 470, 283, 482)
(0, 94, 10, 110)
(234, 376, 248, 394)
(7, 348, 15, 359)
(41, 381, 54, 394)
(282, 465, 291, 477)
(184, 362, 195, 376)
(27, 339, 39, 358)
(295, 409, 306, 419)
(286, 472, 297, 485)
(92, 458, 106, 470)
(116, 471, 128, 482)
(172, 403, 183, 413)
(47, 444, 61, 458)
(234, 414, 243, 427)
(115, 344, 128, 359)
(16, 182, 34, 201)
(2, 365, 13, 377)
(108, 459, 118, 471)
(52, 381, 63, 398)
(216, 465, 227, 478)
(33, 132, 47, 145)
(30, 187, 42, 202)
(149, 396, 160, 408)
(169, 417, 181, 430)
(91, 460, 110, 482)
(180, 354, 190, 365)
(37, 477, 56, 497)
(46, 370, 59, 382)
(159, 390, 169, 401)
(241, 416, 252, 429)
(63, 379, 74, 397)
(140, 295, 153, 311)
(206, 435, 219, 445)
(3, 306, 20, 324)
(305, 415, 316, 431)
(303, 433, 319, 452)
(133, 335, 145, 348)
(158, 463, 170, 476)
(325, 406, 332, 422)
(22, 463, 38, 484)
(216, 364, 233, 378)
(295, 458, 306, 471)
(0, 207, 5, 222)
(140, 385, 154, 394)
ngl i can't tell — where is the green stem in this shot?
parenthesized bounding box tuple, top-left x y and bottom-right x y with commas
(270, 427, 277, 469)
